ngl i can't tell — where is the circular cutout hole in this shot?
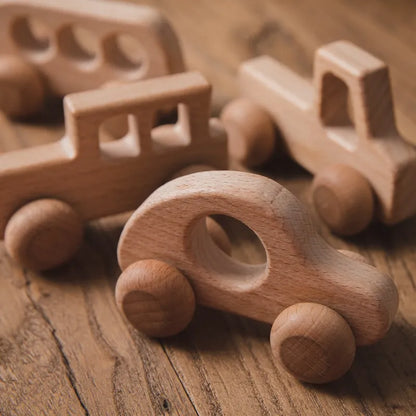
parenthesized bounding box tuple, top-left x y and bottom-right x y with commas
(104, 34, 146, 72)
(58, 25, 100, 63)
(190, 215, 268, 289)
(211, 215, 267, 265)
(11, 17, 51, 53)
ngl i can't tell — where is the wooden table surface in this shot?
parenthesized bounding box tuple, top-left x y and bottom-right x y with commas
(1, 0, 415, 415)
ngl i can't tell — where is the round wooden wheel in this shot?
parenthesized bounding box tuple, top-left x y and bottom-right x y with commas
(312, 164, 374, 235)
(115, 259, 196, 337)
(270, 303, 356, 384)
(4, 199, 83, 271)
(0, 55, 45, 118)
(221, 98, 275, 167)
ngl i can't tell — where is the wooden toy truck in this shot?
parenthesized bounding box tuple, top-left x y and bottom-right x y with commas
(0, 72, 227, 271)
(116, 170, 398, 384)
(221, 41, 416, 235)
(0, 0, 184, 117)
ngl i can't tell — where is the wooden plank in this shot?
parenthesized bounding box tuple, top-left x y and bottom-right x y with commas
(0, 0, 415, 414)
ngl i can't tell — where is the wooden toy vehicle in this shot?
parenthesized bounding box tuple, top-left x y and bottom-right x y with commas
(116, 170, 398, 384)
(0, 0, 184, 117)
(221, 41, 416, 235)
(0, 72, 227, 271)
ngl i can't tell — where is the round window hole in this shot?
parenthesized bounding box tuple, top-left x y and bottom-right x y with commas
(208, 215, 267, 266)
(58, 26, 100, 63)
(104, 34, 146, 72)
(11, 17, 51, 53)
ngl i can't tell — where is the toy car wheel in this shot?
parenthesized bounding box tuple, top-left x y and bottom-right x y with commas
(115, 259, 196, 337)
(171, 164, 232, 255)
(221, 98, 275, 167)
(0, 55, 45, 118)
(270, 303, 356, 384)
(4, 199, 83, 271)
(312, 164, 374, 235)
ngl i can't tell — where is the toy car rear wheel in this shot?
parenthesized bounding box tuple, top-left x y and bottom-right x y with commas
(115, 259, 196, 337)
(312, 164, 374, 235)
(270, 303, 356, 384)
(4, 199, 83, 271)
(0, 55, 45, 118)
(221, 98, 275, 167)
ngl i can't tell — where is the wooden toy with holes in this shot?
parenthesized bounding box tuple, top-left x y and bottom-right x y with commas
(0, 71, 228, 271)
(115, 170, 398, 384)
(221, 41, 416, 235)
(0, 0, 184, 118)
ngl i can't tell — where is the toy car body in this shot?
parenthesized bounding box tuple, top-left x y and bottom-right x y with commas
(223, 41, 416, 234)
(0, 72, 227, 270)
(0, 0, 184, 116)
(116, 170, 398, 383)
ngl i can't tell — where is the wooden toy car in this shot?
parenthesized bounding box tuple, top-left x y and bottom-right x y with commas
(221, 41, 416, 235)
(0, 72, 227, 271)
(115, 170, 398, 384)
(0, 0, 184, 118)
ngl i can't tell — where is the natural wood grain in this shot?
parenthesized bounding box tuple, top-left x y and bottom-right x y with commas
(0, 71, 227, 270)
(0, 0, 185, 117)
(117, 170, 397, 382)
(0, 0, 415, 414)
(224, 41, 416, 233)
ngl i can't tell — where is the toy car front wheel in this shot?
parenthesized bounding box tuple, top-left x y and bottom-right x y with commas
(270, 303, 356, 384)
(115, 259, 196, 337)
(221, 98, 275, 167)
(312, 164, 374, 235)
(4, 199, 83, 271)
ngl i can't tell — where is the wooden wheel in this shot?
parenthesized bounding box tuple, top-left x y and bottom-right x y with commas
(4, 199, 83, 271)
(270, 303, 356, 384)
(312, 164, 374, 235)
(0, 55, 45, 118)
(221, 98, 275, 167)
(115, 259, 196, 337)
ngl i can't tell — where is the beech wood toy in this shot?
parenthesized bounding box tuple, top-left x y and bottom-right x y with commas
(0, 0, 184, 118)
(221, 41, 416, 235)
(116, 170, 398, 384)
(0, 72, 227, 271)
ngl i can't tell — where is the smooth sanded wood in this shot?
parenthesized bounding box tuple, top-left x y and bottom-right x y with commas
(118, 171, 398, 346)
(0, 71, 227, 269)
(234, 41, 416, 227)
(0, 0, 415, 414)
(0, 0, 184, 98)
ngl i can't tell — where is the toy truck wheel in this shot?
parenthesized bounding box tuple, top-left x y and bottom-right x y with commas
(270, 303, 356, 384)
(171, 164, 232, 255)
(115, 259, 196, 337)
(4, 199, 83, 271)
(221, 98, 275, 167)
(312, 164, 374, 235)
(0, 55, 45, 118)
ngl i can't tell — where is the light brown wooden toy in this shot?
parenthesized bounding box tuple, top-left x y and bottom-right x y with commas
(0, 71, 228, 270)
(116, 170, 398, 384)
(0, 0, 184, 117)
(221, 41, 416, 235)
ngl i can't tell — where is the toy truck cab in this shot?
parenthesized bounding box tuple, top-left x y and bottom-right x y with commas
(0, 72, 227, 270)
(222, 41, 416, 235)
(116, 170, 398, 384)
(0, 0, 184, 117)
